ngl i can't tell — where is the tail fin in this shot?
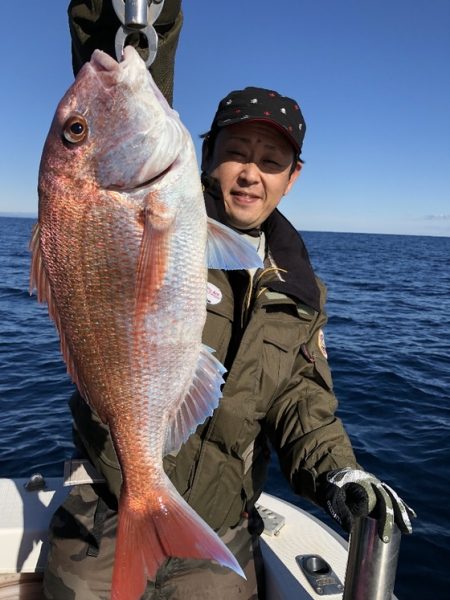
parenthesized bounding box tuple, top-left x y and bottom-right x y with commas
(111, 481, 245, 600)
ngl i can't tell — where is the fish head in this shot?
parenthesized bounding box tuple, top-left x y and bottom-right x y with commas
(39, 46, 185, 196)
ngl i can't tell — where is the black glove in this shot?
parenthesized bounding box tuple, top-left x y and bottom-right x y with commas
(318, 467, 416, 542)
(68, 0, 183, 106)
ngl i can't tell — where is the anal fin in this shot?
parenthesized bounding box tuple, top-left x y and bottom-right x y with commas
(164, 344, 226, 455)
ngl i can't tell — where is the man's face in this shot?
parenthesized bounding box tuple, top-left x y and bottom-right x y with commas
(206, 121, 302, 230)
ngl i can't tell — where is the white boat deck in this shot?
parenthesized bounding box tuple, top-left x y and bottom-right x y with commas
(0, 477, 352, 599)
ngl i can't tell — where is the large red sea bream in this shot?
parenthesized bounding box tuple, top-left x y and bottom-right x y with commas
(30, 46, 261, 599)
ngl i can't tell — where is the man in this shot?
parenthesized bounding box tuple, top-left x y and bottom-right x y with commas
(43, 2, 414, 599)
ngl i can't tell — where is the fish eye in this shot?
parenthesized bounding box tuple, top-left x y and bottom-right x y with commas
(63, 115, 88, 144)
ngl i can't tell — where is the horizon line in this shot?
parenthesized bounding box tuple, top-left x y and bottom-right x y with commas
(1, 212, 448, 239)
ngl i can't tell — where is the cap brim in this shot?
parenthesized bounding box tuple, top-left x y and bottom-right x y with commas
(216, 115, 300, 154)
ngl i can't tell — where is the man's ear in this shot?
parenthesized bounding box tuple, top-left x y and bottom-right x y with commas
(284, 161, 302, 195)
(201, 138, 213, 173)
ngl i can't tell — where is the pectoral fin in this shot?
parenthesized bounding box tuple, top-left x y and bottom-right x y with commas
(207, 218, 264, 270)
(135, 198, 174, 315)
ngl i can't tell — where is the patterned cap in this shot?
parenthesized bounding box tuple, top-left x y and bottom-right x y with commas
(209, 86, 306, 157)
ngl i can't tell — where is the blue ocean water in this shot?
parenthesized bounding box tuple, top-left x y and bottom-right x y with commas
(1, 215, 449, 598)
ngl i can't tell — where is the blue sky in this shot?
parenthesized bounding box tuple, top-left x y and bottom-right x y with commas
(1, 1, 449, 235)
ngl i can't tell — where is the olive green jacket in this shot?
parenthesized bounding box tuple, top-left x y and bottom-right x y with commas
(70, 177, 357, 534)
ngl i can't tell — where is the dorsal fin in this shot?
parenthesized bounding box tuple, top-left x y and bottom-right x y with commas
(29, 223, 85, 398)
(29, 223, 51, 304)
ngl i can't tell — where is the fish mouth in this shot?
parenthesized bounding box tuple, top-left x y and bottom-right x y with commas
(106, 160, 176, 193)
(90, 45, 146, 75)
(90, 49, 122, 73)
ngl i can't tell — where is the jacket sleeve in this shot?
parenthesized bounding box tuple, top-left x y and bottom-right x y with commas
(264, 280, 359, 505)
(67, 0, 183, 106)
(69, 390, 123, 501)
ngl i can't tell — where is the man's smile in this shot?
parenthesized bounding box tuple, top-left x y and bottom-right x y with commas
(231, 190, 261, 204)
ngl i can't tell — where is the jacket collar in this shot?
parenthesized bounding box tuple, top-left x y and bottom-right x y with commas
(202, 174, 321, 312)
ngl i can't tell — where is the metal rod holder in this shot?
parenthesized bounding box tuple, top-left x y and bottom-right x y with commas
(343, 516, 401, 600)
